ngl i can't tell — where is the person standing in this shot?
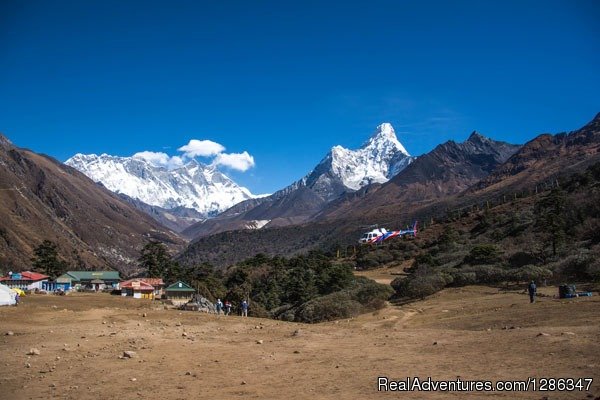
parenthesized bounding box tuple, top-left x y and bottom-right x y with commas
(241, 299, 248, 317)
(216, 298, 223, 315)
(528, 281, 537, 303)
(224, 301, 231, 315)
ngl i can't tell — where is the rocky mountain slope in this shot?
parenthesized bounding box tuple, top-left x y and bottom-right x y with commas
(179, 114, 600, 267)
(475, 112, 600, 194)
(318, 132, 521, 220)
(182, 123, 414, 239)
(0, 135, 182, 275)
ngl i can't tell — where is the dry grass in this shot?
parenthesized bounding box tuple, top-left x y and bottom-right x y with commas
(1, 287, 598, 400)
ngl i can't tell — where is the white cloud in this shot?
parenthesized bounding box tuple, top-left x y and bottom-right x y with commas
(133, 138, 255, 173)
(133, 151, 184, 170)
(212, 151, 255, 172)
(178, 139, 225, 158)
(166, 155, 185, 169)
(133, 151, 169, 165)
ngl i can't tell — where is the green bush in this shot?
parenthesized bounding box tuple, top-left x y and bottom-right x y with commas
(391, 272, 452, 300)
(248, 302, 270, 318)
(509, 265, 553, 283)
(449, 271, 477, 286)
(562, 251, 594, 281)
(270, 304, 295, 321)
(459, 265, 508, 284)
(356, 250, 394, 269)
(295, 292, 363, 323)
(279, 276, 393, 323)
(350, 276, 394, 304)
(464, 244, 503, 265)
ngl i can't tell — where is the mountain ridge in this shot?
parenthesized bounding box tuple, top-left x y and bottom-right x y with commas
(182, 123, 414, 239)
(65, 153, 256, 220)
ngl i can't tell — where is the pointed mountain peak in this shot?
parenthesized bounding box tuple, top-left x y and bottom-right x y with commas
(361, 122, 410, 156)
(183, 158, 202, 168)
(369, 122, 397, 141)
(467, 131, 488, 143)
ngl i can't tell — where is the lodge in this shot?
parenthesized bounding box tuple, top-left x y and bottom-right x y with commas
(165, 281, 195, 304)
(120, 279, 155, 299)
(0, 271, 49, 290)
(138, 277, 165, 298)
(53, 271, 121, 291)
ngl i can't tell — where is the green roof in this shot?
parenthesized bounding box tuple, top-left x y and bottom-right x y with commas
(64, 271, 121, 281)
(56, 274, 74, 283)
(165, 281, 195, 292)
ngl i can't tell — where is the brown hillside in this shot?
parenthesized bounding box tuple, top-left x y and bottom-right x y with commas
(0, 134, 183, 275)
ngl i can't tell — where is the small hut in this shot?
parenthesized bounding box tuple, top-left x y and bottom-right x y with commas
(139, 278, 165, 298)
(120, 279, 155, 299)
(165, 281, 195, 304)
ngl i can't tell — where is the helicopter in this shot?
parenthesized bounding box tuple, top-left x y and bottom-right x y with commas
(358, 221, 418, 244)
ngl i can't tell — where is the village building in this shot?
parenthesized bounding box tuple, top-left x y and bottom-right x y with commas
(55, 271, 121, 291)
(120, 279, 155, 299)
(0, 271, 49, 290)
(139, 278, 165, 298)
(44, 271, 121, 291)
(165, 281, 195, 304)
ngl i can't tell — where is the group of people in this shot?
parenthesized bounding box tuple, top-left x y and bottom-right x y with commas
(215, 298, 249, 317)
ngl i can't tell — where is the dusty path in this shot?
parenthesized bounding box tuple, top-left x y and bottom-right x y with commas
(1, 287, 599, 399)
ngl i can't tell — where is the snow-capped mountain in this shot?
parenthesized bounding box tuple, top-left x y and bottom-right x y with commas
(65, 154, 256, 218)
(305, 122, 413, 195)
(182, 122, 413, 238)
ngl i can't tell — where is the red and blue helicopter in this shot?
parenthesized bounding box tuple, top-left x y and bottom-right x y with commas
(358, 221, 418, 244)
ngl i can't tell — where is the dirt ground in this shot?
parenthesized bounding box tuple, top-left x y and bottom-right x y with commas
(1, 284, 599, 400)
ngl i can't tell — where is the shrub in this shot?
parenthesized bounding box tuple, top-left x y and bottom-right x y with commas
(350, 276, 394, 306)
(508, 252, 542, 268)
(248, 302, 270, 318)
(459, 265, 508, 284)
(587, 260, 600, 282)
(509, 265, 553, 283)
(449, 271, 477, 286)
(270, 304, 295, 321)
(294, 292, 363, 323)
(464, 244, 503, 265)
(391, 272, 452, 300)
(548, 250, 597, 281)
(356, 249, 394, 270)
(273, 276, 392, 323)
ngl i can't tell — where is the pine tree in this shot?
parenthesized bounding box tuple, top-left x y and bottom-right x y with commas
(31, 240, 67, 279)
(534, 188, 567, 257)
(138, 241, 172, 279)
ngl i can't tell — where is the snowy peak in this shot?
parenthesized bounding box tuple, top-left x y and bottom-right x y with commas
(363, 123, 410, 156)
(319, 122, 413, 191)
(182, 122, 416, 239)
(65, 153, 255, 217)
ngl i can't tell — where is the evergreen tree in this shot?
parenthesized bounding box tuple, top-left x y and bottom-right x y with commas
(535, 188, 567, 256)
(164, 260, 183, 285)
(138, 241, 172, 279)
(31, 240, 67, 279)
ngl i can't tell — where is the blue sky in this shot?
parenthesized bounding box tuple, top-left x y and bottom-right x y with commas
(1, 0, 599, 194)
